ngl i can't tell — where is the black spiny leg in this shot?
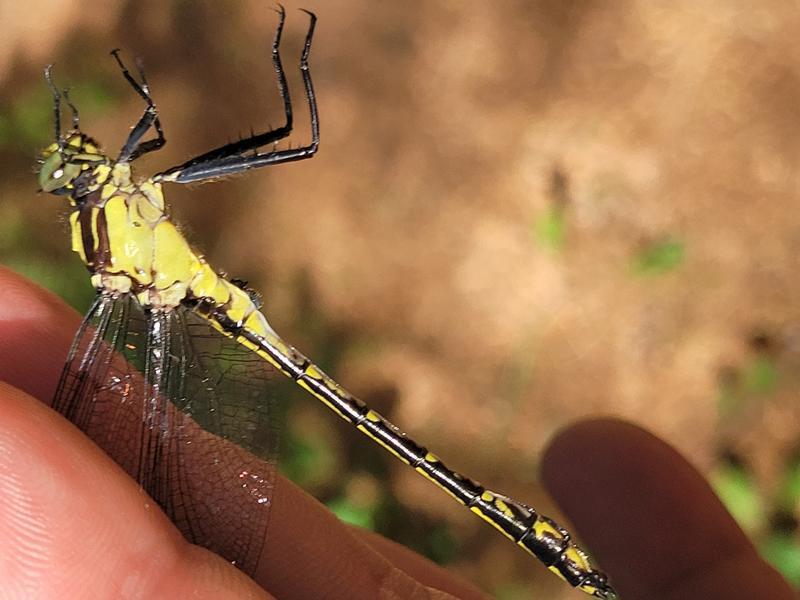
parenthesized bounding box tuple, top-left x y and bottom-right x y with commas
(159, 5, 294, 169)
(112, 49, 166, 163)
(156, 9, 319, 184)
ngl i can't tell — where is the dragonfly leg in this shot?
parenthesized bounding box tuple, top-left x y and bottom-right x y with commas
(43, 66, 65, 147)
(156, 9, 318, 184)
(61, 89, 81, 131)
(112, 49, 166, 163)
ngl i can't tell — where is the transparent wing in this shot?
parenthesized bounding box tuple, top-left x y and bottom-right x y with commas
(53, 293, 292, 574)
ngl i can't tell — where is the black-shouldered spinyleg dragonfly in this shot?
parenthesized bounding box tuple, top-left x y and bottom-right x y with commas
(36, 9, 615, 598)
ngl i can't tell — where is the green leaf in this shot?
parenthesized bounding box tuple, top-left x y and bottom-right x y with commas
(632, 239, 685, 276)
(710, 463, 763, 531)
(743, 355, 779, 395)
(281, 434, 337, 487)
(761, 534, 800, 586)
(533, 207, 565, 252)
(326, 496, 376, 530)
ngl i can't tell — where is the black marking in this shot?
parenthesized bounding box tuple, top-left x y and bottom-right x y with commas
(72, 170, 98, 201)
(229, 277, 263, 310)
(77, 200, 107, 269)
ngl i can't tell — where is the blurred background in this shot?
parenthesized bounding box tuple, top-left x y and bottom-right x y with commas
(2, 1, 800, 598)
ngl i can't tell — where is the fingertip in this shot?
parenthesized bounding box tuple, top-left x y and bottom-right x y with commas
(542, 418, 641, 485)
(0, 382, 269, 599)
(541, 418, 793, 599)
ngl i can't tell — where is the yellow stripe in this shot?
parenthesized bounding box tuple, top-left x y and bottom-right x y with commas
(424, 452, 439, 463)
(304, 363, 324, 379)
(356, 424, 408, 462)
(470, 506, 514, 540)
(297, 379, 351, 422)
(564, 546, 591, 570)
(414, 467, 465, 504)
(494, 497, 515, 519)
(90, 207, 100, 253)
(69, 211, 86, 262)
(533, 518, 562, 540)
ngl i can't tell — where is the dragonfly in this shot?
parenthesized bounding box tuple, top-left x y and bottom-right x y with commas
(36, 8, 616, 599)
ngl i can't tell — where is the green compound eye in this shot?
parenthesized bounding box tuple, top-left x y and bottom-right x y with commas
(38, 152, 80, 192)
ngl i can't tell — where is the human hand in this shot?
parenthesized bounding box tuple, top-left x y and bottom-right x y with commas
(0, 267, 484, 600)
(0, 267, 794, 599)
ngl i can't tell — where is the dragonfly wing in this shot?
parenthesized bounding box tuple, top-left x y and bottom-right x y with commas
(53, 293, 144, 465)
(165, 304, 291, 573)
(53, 293, 285, 575)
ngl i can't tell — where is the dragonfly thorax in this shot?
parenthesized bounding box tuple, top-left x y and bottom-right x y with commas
(67, 170, 274, 333)
(69, 173, 191, 309)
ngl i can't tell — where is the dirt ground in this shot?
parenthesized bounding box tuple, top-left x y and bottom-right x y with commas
(1, 1, 799, 598)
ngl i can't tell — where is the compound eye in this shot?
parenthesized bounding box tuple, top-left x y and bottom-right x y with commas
(38, 152, 79, 193)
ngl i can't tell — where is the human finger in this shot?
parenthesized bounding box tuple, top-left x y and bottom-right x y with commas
(0, 381, 271, 600)
(542, 419, 794, 600)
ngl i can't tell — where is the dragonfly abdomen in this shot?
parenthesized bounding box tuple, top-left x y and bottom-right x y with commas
(222, 318, 614, 598)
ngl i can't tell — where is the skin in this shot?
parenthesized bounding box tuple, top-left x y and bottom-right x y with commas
(0, 266, 794, 600)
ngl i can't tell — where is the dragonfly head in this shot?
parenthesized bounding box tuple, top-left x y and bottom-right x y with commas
(39, 65, 111, 198)
(38, 133, 110, 196)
